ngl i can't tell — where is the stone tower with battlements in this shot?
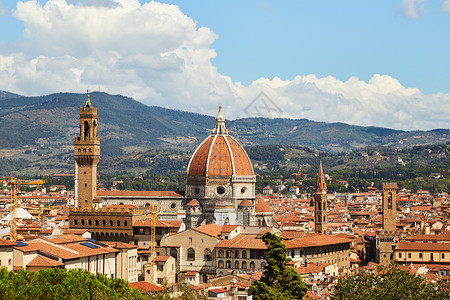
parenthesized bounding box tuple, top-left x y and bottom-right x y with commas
(74, 90, 100, 209)
(314, 161, 328, 234)
(378, 182, 398, 265)
(382, 183, 397, 232)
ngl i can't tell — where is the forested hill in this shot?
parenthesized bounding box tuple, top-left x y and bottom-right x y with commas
(0, 91, 449, 158)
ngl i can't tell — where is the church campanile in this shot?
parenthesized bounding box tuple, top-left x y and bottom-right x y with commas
(314, 161, 328, 234)
(74, 90, 100, 209)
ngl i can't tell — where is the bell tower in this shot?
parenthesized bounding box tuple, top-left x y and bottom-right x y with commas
(314, 161, 328, 234)
(74, 90, 100, 209)
(382, 183, 397, 232)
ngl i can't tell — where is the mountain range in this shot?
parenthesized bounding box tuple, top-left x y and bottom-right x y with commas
(0, 91, 449, 157)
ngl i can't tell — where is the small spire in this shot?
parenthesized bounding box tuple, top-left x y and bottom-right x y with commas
(315, 160, 327, 193)
(85, 89, 91, 108)
(212, 105, 228, 135)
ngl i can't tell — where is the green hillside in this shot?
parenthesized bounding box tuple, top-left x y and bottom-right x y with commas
(0, 91, 449, 177)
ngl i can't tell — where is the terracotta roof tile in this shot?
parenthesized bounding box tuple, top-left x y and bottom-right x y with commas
(193, 223, 222, 238)
(238, 199, 253, 207)
(129, 281, 164, 293)
(255, 198, 272, 213)
(186, 199, 200, 206)
(26, 254, 64, 267)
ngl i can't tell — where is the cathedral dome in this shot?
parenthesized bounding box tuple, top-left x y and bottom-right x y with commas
(187, 107, 254, 178)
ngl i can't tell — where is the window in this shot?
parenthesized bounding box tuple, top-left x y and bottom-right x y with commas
(218, 260, 224, 268)
(261, 262, 266, 269)
(204, 249, 212, 261)
(88, 220, 92, 225)
(187, 248, 195, 261)
(235, 261, 240, 269)
(226, 260, 231, 268)
(124, 220, 127, 226)
(74, 219, 78, 225)
(217, 187, 225, 195)
(408, 253, 411, 259)
(103, 220, 106, 226)
(235, 250, 239, 258)
(399, 253, 402, 258)
(170, 248, 177, 259)
(250, 261, 255, 269)
(431, 253, 434, 261)
(157, 265, 163, 271)
(218, 250, 224, 258)
(110, 220, 113, 226)
(117, 220, 120, 226)
(241, 187, 246, 194)
(419, 253, 423, 259)
(442, 253, 445, 259)
(226, 250, 232, 258)
(95, 220, 99, 226)
(242, 251, 247, 259)
(242, 261, 247, 269)
(81, 219, 85, 225)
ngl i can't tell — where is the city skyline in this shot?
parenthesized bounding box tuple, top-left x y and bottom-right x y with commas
(0, 0, 449, 130)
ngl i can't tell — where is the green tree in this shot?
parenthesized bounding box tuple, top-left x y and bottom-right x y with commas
(334, 264, 450, 300)
(248, 232, 308, 300)
(0, 268, 144, 300)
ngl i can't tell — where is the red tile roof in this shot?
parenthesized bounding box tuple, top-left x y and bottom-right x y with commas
(27, 254, 64, 268)
(396, 242, 450, 251)
(238, 199, 253, 207)
(216, 234, 266, 249)
(186, 199, 200, 206)
(255, 198, 272, 213)
(192, 223, 222, 238)
(129, 281, 164, 293)
(0, 238, 16, 247)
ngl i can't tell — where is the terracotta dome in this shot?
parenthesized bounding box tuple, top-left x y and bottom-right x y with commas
(187, 107, 254, 178)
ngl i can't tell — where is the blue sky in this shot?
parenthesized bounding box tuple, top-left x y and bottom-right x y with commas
(0, 0, 449, 130)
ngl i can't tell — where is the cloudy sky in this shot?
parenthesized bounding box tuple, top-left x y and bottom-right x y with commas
(0, 0, 449, 130)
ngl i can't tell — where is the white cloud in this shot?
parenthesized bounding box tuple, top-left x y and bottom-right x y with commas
(0, 0, 449, 131)
(442, 0, 450, 12)
(401, 0, 428, 18)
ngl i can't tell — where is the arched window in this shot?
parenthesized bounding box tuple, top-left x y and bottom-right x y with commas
(117, 220, 120, 226)
(235, 250, 239, 258)
(124, 221, 128, 226)
(110, 220, 113, 226)
(218, 260, 224, 268)
(323, 216, 326, 222)
(81, 219, 85, 225)
(88, 220, 92, 225)
(218, 250, 224, 258)
(204, 249, 212, 261)
(84, 121, 90, 140)
(74, 219, 78, 225)
(187, 248, 195, 261)
(226, 250, 232, 258)
(250, 261, 255, 269)
(170, 248, 177, 259)
(235, 261, 239, 269)
(387, 192, 393, 209)
(261, 262, 266, 269)
(226, 260, 231, 269)
(323, 202, 326, 210)
(242, 261, 247, 269)
(291, 250, 295, 258)
(242, 251, 247, 259)
(95, 220, 99, 226)
(103, 220, 106, 226)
